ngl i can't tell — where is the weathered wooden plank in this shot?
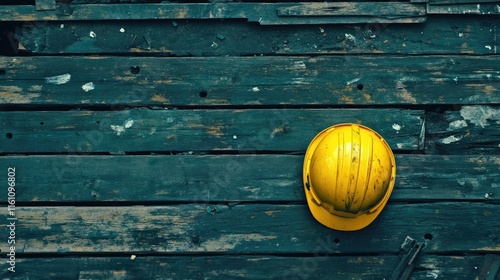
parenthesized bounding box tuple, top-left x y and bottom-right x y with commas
(0, 56, 498, 106)
(0, 255, 490, 279)
(35, 0, 56, 11)
(428, 3, 500, 14)
(276, 2, 425, 18)
(0, 3, 426, 24)
(426, 105, 500, 154)
(0, 109, 423, 153)
(0, 155, 498, 203)
(0, 203, 498, 254)
(13, 17, 498, 55)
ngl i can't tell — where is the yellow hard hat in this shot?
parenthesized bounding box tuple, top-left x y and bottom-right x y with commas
(303, 123, 396, 231)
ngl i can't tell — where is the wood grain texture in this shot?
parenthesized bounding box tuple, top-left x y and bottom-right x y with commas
(0, 3, 426, 24)
(0, 56, 498, 106)
(0, 203, 498, 254)
(14, 17, 498, 56)
(0, 155, 498, 203)
(0, 109, 424, 153)
(0, 255, 490, 279)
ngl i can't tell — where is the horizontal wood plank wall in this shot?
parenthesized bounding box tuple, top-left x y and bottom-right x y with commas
(0, 2, 499, 279)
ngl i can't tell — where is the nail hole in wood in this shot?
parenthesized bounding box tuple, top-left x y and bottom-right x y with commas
(0, 69, 6, 75)
(199, 91, 208, 98)
(130, 66, 140, 74)
(424, 233, 433, 240)
(357, 84, 364, 90)
(6, 133, 13, 139)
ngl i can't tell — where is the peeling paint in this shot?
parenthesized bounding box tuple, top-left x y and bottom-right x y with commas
(448, 120, 468, 130)
(45, 73, 71, 85)
(110, 118, 135, 136)
(441, 135, 463, 144)
(82, 82, 95, 92)
(460, 106, 500, 128)
(392, 123, 401, 132)
(293, 61, 306, 70)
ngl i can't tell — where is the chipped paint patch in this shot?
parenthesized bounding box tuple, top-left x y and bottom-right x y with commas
(251, 87, 260, 92)
(82, 82, 95, 92)
(201, 234, 276, 251)
(448, 120, 468, 130)
(460, 106, 500, 128)
(397, 143, 403, 149)
(395, 80, 417, 103)
(0, 88, 40, 104)
(440, 135, 463, 144)
(110, 118, 135, 136)
(392, 123, 402, 132)
(45, 73, 71, 85)
(150, 94, 168, 103)
(345, 33, 356, 42)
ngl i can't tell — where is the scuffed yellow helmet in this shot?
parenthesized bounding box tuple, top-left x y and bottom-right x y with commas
(303, 123, 396, 231)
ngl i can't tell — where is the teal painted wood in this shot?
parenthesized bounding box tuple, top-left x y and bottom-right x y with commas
(0, 109, 424, 153)
(0, 255, 489, 279)
(0, 3, 426, 24)
(0, 56, 498, 106)
(0, 203, 498, 254)
(0, 155, 498, 203)
(426, 105, 500, 154)
(14, 16, 497, 55)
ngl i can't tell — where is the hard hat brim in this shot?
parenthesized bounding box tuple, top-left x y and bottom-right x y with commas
(303, 123, 396, 231)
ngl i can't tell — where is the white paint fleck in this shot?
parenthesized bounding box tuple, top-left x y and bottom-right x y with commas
(89, 31, 96, 38)
(397, 143, 403, 149)
(485, 45, 492, 50)
(458, 33, 463, 37)
(252, 87, 260, 92)
(110, 118, 135, 136)
(119, 28, 125, 33)
(166, 117, 174, 123)
(453, 77, 459, 82)
(319, 27, 324, 33)
(448, 120, 468, 130)
(82, 82, 95, 92)
(460, 106, 500, 128)
(345, 33, 356, 42)
(497, 5, 500, 13)
(45, 73, 71, 85)
(149, 127, 157, 135)
(440, 135, 463, 144)
(60, 24, 64, 29)
(346, 77, 361, 86)
(392, 123, 402, 131)
(124, 119, 134, 128)
(110, 125, 126, 136)
(130, 255, 136, 260)
(233, 135, 237, 140)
